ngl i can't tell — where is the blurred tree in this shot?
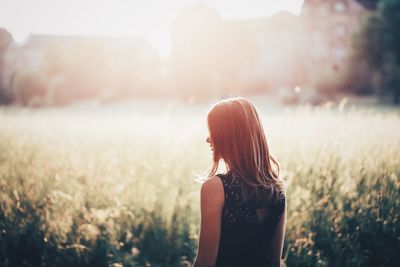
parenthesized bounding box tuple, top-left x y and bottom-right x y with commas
(357, 0, 400, 104)
(355, 0, 379, 10)
(170, 2, 257, 99)
(11, 69, 47, 106)
(0, 28, 14, 104)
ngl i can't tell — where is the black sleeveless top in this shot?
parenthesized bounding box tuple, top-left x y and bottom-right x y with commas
(215, 173, 286, 267)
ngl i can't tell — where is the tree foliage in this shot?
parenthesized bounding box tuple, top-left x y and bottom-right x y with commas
(356, 0, 379, 10)
(357, 0, 400, 103)
(0, 28, 13, 103)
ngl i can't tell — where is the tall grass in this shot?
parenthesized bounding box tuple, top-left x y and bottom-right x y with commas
(0, 102, 399, 266)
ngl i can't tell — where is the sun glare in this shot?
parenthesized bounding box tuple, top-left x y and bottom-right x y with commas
(0, 0, 303, 57)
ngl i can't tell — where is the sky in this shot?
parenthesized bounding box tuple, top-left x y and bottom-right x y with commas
(0, 0, 304, 57)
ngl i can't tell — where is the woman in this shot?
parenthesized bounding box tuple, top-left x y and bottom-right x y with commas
(193, 97, 286, 267)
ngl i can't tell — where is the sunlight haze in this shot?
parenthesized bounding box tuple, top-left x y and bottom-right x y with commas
(0, 0, 303, 57)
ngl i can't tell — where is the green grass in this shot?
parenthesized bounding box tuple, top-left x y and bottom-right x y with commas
(0, 102, 399, 267)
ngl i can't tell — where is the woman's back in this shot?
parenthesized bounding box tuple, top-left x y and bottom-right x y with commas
(216, 173, 286, 267)
(192, 98, 286, 267)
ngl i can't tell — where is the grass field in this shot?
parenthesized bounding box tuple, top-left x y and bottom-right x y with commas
(0, 101, 399, 267)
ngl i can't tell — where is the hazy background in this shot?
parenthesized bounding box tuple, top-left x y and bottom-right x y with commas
(0, 0, 398, 107)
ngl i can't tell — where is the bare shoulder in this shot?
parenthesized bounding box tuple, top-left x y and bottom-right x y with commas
(200, 175, 224, 204)
(201, 175, 223, 192)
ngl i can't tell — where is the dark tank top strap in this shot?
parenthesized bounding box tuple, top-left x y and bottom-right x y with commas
(216, 174, 230, 202)
(216, 173, 227, 186)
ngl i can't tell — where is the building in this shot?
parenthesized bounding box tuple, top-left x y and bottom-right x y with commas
(301, 0, 366, 72)
(169, 0, 369, 94)
(1, 34, 162, 103)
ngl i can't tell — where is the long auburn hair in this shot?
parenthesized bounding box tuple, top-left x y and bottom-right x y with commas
(207, 97, 284, 205)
